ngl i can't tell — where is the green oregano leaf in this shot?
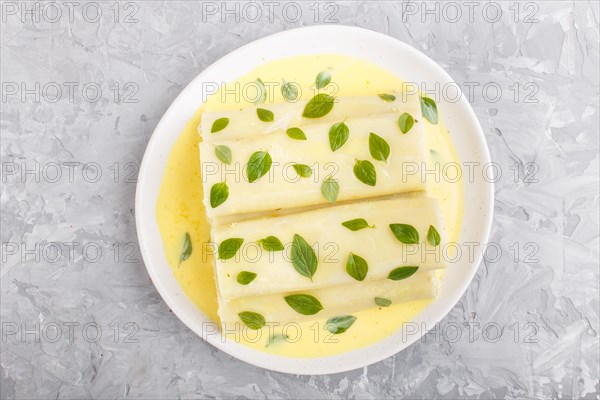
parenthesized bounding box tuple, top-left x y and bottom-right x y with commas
(430, 149, 443, 162)
(375, 297, 392, 307)
(286, 127, 307, 140)
(329, 121, 349, 152)
(325, 315, 357, 334)
(210, 182, 229, 208)
(247, 151, 272, 183)
(254, 78, 266, 104)
(427, 225, 441, 246)
(238, 311, 265, 330)
(315, 70, 331, 89)
(218, 238, 244, 260)
(284, 294, 323, 315)
(266, 333, 289, 347)
(419, 96, 438, 124)
(291, 234, 318, 280)
(321, 176, 339, 203)
(215, 145, 232, 164)
(389, 224, 419, 244)
(388, 266, 419, 281)
(258, 236, 284, 251)
(346, 252, 368, 281)
(211, 117, 229, 133)
(178, 232, 192, 267)
(237, 271, 257, 285)
(293, 164, 312, 178)
(353, 159, 376, 186)
(369, 132, 390, 162)
(398, 112, 414, 134)
(302, 93, 335, 118)
(341, 218, 375, 231)
(256, 108, 274, 122)
(281, 79, 299, 102)
(378, 93, 396, 102)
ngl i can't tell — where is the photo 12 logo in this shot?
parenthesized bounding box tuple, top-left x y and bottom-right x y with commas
(1, 240, 141, 265)
(401, 1, 539, 24)
(200, 1, 339, 24)
(1, 160, 139, 184)
(1, 81, 139, 104)
(2, 321, 139, 344)
(1, 1, 139, 24)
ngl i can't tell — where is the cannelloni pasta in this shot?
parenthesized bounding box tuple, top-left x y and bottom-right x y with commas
(200, 113, 426, 219)
(197, 93, 445, 332)
(212, 196, 446, 300)
(200, 95, 420, 142)
(218, 271, 438, 326)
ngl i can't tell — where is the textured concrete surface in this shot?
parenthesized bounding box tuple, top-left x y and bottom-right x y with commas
(1, 1, 599, 399)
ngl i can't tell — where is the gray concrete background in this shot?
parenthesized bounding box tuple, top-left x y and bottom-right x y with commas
(1, 1, 599, 399)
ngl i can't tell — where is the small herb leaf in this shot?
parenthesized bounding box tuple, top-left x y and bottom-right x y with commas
(430, 149, 443, 161)
(378, 93, 396, 102)
(293, 164, 312, 178)
(281, 80, 299, 101)
(218, 238, 244, 260)
(427, 225, 441, 246)
(238, 311, 265, 330)
(315, 70, 331, 89)
(369, 132, 390, 162)
(286, 127, 307, 140)
(388, 266, 419, 281)
(321, 176, 339, 203)
(211, 117, 229, 133)
(256, 108, 274, 122)
(329, 121, 349, 152)
(389, 224, 419, 244)
(284, 294, 323, 315)
(291, 234, 318, 280)
(210, 182, 229, 208)
(375, 297, 392, 307)
(353, 159, 376, 186)
(266, 333, 289, 347)
(419, 96, 438, 124)
(247, 151, 272, 183)
(179, 232, 192, 266)
(341, 218, 374, 231)
(237, 271, 257, 285)
(215, 145, 232, 164)
(325, 315, 357, 334)
(254, 78, 266, 104)
(398, 113, 415, 134)
(346, 252, 368, 281)
(258, 236, 284, 252)
(303, 93, 335, 118)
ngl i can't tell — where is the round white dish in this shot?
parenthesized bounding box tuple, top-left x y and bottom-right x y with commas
(135, 25, 493, 375)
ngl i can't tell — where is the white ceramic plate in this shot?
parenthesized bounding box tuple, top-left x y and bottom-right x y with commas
(135, 25, 493, 375)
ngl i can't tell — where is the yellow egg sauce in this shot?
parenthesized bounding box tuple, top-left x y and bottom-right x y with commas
(156, 55, 463, 357)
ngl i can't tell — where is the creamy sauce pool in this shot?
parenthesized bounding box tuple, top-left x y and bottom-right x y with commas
(156, 54, 463, 357)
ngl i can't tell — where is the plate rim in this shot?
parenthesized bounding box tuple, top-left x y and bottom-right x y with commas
(135, 24, 494, 375)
